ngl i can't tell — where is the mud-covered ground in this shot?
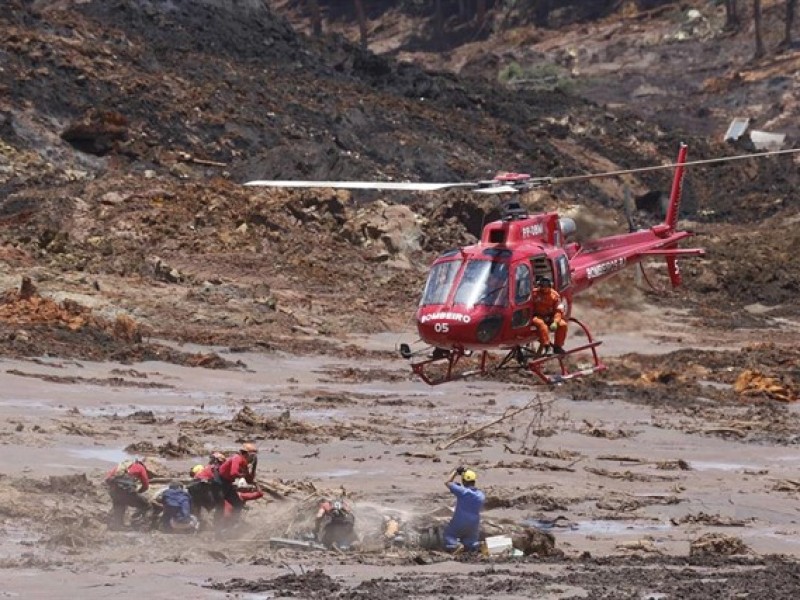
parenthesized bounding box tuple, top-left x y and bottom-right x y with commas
(1, 1, 800, 598)
(1, 316, 800, 599)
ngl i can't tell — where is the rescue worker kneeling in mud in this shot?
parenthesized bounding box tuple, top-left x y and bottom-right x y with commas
(215, 443, 258, 527)
(104, 457, 153, 530)
(155, 480, 199, 533)
(187, 452, 226, 521)
(531, 276, 568, 355)
(444, 466, 485, 553)
(314, 497, 357, 549)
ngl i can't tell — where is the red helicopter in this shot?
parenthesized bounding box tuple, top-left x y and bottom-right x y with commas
(245, 144, 798, 384)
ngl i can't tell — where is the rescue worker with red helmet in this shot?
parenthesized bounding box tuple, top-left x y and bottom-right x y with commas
(531, 276, 567, 354)
(104, 457, 152, 530)
(215, 443, 258, 526)
(443, 466, 485, 552)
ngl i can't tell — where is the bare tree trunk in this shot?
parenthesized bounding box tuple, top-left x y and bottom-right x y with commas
(434, 0, 444, 50)
(533, 0, 551, 28)
(353, 0, 368, 49)
(724, 0, 740, 31)
(784, 0, 797, 47)
(753, 0, 766, 58)
(476, 0, 487, 28)
(308, 0, 322, 37)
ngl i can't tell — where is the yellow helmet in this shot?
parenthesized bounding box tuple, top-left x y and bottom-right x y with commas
(462, 469, 477, 483)
(241, 442, 257, 454)
(190, 464, 204, 476)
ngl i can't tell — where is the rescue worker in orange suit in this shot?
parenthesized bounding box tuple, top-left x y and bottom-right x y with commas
(104, 457, 151, 530)
(531, 276, 567, 354)
(215, 443, 258, 525)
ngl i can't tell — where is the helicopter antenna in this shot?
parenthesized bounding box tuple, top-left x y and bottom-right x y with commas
(622, 185, 636, 233)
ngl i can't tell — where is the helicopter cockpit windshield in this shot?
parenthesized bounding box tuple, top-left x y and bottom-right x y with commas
(420, 258, 510, 308)
(454, 260, 509, 308)
(420, 259, 463, 306)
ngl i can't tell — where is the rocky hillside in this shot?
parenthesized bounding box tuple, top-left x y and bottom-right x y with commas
(1, 0, 798, 358)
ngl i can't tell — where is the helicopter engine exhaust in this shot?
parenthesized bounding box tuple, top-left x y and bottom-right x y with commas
(558, 217, 576, 241)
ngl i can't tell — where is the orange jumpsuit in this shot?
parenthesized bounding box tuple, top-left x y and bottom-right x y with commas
(531, 287, 567, 348)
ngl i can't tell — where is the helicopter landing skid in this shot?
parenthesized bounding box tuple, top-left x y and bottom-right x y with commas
(409, 348, 489, 386)
(522, 318, 606, 384)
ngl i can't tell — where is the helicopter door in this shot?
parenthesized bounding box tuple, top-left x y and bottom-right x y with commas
(530, 255, 553, 285)
(511, 262, 532, 328)
(554, 255, 571, 292)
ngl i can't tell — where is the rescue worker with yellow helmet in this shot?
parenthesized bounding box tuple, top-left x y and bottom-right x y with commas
(186, 452, 226, 521)
(443, 466, 485, 552)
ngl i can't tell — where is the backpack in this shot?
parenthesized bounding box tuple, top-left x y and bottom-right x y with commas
(108, 459, 139, 492)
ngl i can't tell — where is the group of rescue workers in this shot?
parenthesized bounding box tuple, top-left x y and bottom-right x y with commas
(104, 439, 488, 553)
(104, 441, 365, 547)
(103, 270, 554, 549)
(104, 442, 261, 533)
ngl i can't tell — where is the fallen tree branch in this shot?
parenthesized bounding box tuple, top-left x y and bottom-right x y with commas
(436, 397, 548, 451)
(176, 151, 227, 167)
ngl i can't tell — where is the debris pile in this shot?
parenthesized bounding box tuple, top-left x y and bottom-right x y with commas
(734, 369, 797, 403)
(690, 533, 750, 557)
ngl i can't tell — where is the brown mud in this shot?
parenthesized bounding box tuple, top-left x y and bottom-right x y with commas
(1, 1, 800, 598)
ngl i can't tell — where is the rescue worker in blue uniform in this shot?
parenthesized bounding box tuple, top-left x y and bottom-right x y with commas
(443, 466, 485, 552)
(156, 480, 198, 533)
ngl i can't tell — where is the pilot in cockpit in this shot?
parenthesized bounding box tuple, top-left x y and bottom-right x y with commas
(482, 263, 508, 306)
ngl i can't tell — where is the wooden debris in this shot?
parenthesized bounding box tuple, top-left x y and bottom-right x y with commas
(772, 478, 800, 492)
(734, 369, 797, 403)
(615, 539, 661, 553)
(690, 533, 750, 556)
(585, 466, 679, 482)
(399, 451, 438, 459)
(598, 455, 646, 463)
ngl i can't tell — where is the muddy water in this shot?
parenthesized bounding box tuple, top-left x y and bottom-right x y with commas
(1, 324, 799, 597)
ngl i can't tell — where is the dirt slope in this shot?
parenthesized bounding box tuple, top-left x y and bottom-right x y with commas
(2, 0, 798, 364)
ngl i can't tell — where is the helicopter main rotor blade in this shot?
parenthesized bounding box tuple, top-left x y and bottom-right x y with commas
(244, 180, 477, 191)
(552, 147, 800, 184)
(244, 147, 800, 194)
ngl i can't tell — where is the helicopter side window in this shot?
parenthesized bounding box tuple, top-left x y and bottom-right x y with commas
(555, 255, 571, 291)
(453, 260, 509, 307)
(514, 263, 532, 304)
(530, 255, 552, 284)
(420, 259, 462, 306)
